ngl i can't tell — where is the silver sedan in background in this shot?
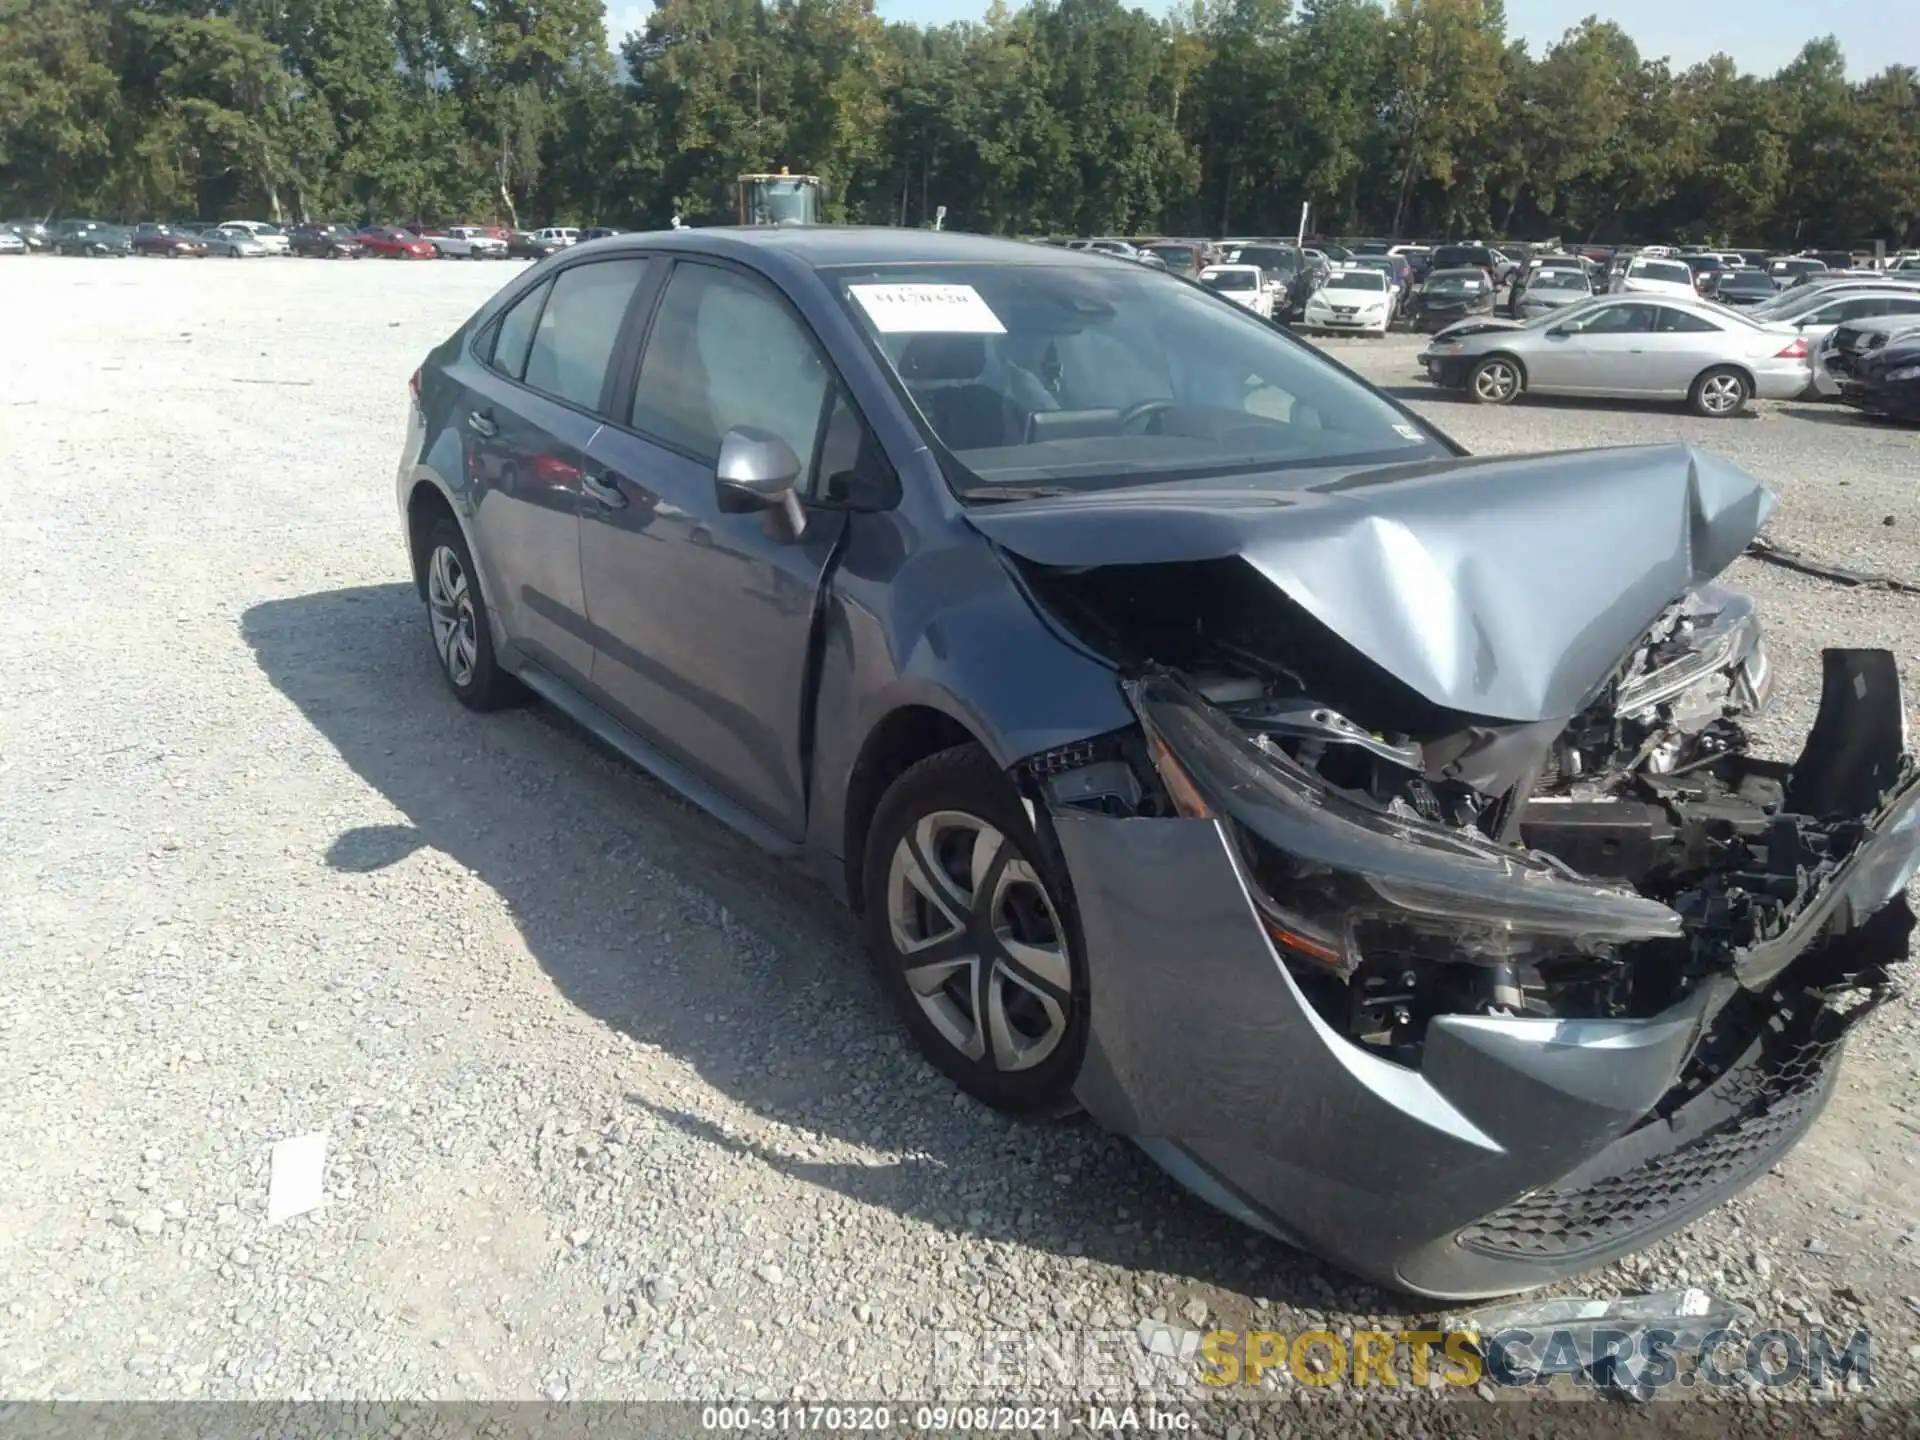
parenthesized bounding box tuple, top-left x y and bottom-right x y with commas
(1416, 295, 1811, 417)
(195, 226, 269, 258)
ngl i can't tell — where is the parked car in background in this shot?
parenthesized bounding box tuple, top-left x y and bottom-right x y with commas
(1508, 264, 1593, 319)
(4, 220, 49, 251)
(1420, 295, 1810, 415)
(582, 227, 624, 242)
(1231, 244, 1322, 319)
(1827, 324, 1920, 420)
(1766, 255, 1827, 286)
(396, 226, 1920, 1301)
(51, 221, 130, 256)
(0, 228, 25, 256)
(1300, 265, 1394, 334)
(508, 231, 562, 260)
(217, 220, 289, 255)
(131, 223, 206, 258)
(1198, 263, 1273, 319)
(1347, 255, 1412, 312)
(288, 223, 365, 258)
(1827, 316, 1920, 419)
(1762, 288, 1920, 396)
(531, 226, 582, 251)
(356, 227, 437, 259)
(1708, 270, 1781, 307)
(1615, 256, 1699, 298)
(1140, 240, 1206, 277)
(196, 226, 269, 258)
(1428, 244, 1499, 288)
(429, 225, 509, 259)
(1408, 267, 1496, 331)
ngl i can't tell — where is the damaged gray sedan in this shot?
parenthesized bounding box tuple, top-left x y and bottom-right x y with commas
(398, 230, 1919, 1300)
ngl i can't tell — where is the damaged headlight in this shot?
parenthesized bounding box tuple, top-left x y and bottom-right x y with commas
(1129, 672, 1683, 975)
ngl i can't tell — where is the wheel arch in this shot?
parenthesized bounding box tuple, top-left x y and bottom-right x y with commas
(841, 704, 986, 916)
(1695, 360, 1757, 396)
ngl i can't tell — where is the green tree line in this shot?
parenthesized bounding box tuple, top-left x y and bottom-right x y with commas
(3, 0, 1916, 246)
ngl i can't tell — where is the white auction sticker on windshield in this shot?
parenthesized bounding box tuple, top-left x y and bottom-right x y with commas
(849, 284, 1006, 334)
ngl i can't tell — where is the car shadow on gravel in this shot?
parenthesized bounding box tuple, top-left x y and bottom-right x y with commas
(243, 585, 1399, 1322)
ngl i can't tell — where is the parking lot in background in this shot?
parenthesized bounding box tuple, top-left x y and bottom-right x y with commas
(1, 259, 1915, 1404)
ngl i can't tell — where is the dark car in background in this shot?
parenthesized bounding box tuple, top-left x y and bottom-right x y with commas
(289, 223, 365, 258)
(1408, 267, 1496, 330)
(508, 230, 565, 260)
(131, 223, 207, 258)
(1828, 318, 1920, 420)
(1139, 240, 1208, 277)
(1428, 244, 1499, 287)
(1709, 269, 1781, 307)
(392, 226, 1920, 1300)
(1230, 244, 1324, 320)
(51, 221, 130, 256)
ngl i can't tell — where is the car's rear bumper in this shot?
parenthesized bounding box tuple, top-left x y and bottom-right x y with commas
(1052, 654, 1918, 1300)
(1752, 361, 1816, 400)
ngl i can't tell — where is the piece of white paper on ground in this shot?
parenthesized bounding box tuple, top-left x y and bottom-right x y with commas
(267, 1132, 327, 1224)
(848, 284, 1006, 334)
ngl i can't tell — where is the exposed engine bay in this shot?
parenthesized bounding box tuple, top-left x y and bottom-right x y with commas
(1015, 555, 1919, 1066)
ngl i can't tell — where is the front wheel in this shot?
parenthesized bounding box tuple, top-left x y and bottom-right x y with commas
(1690, 366, 1751, 418)
(862, 746, 1087, 1116)
(1469, 355, 1523, 405)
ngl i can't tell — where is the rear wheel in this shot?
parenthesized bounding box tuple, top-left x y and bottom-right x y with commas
(420, 517, 523, 711)
(1469, 355, 1523, 404)
(1690, 366, 1750, 418)
(862, 745, 1087, 1115)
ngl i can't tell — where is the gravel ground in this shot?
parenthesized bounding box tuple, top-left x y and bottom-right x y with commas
(0, 259, 1915, 1420)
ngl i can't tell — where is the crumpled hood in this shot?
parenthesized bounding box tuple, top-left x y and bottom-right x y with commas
(969, 443, 1776, 723)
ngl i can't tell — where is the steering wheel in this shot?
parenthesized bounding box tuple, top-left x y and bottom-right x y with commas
(1119, 398, 1179, 434)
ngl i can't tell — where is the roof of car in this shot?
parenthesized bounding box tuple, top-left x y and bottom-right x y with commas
(590, 226, 1124, 270)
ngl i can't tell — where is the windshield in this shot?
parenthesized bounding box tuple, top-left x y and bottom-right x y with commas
(833, 263, 1446, 495)
(1527, 270, 1587, 291)
(1633, 261, 1693, 284)
(1236, 247, 1300, 273)
(1203, 270, 1257, 291)
(1425, 274, 1485, 294)
(1324, 271, 1386, 291)
(1749, 286, 1844, 321)
(1147, 245, 1197, 268)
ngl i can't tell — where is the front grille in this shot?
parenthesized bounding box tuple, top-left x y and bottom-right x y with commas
(1455, 1009, 1845, 1261)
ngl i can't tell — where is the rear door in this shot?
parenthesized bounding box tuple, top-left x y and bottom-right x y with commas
(460, 256, 653, 684)
(577, 257, 859, 841)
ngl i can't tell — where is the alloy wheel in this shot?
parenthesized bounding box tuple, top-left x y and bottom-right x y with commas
(426, 543, 479, 688)
(885, 811, 1071, 1073)
(1699, 373, 1745, 415)
(1473, 359, 1520, 402)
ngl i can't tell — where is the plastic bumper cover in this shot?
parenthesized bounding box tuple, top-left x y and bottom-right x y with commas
(1056, 656, 1918, 1300)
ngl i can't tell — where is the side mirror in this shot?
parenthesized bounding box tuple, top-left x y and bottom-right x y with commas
(715, 426, 807, 537)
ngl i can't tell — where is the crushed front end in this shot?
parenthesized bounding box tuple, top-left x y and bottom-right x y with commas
(1014, 568, 1918, 1298)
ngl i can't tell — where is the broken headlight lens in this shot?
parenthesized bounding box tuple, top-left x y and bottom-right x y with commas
(1127, 672, 1683, 971)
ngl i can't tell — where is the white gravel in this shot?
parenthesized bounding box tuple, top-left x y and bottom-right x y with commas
(0, 259, 1915, 1412)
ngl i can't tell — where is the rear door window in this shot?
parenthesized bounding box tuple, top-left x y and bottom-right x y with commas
(488, 280, 551, 381)
(521, 259, 651, 410)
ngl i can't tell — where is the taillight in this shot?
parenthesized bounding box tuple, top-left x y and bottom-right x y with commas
(1775, 337, 1808, 359)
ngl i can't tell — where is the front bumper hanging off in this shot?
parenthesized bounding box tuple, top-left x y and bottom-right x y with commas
(1051, 651, 1920, 1300)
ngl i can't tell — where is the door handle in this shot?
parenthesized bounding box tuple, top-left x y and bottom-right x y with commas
(581, 471, 628, 509)
(467, 409, 497, 438)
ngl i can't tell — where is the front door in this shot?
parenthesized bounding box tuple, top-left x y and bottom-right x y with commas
(578, 258, 854, 842)
(1545, 301, 1659, 393)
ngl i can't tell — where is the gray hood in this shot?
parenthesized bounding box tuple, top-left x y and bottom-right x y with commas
(969, 443, 1776, 723)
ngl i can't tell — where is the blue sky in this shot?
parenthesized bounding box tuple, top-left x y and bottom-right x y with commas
(603, 0, 1913, 78)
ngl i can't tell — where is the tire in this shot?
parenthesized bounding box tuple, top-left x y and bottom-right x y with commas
(419, 516, 523, 711)
(1469, 354, 1523, 405)
(861, 745, 1088, 1116)
(1690, 366, 1750, 418)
